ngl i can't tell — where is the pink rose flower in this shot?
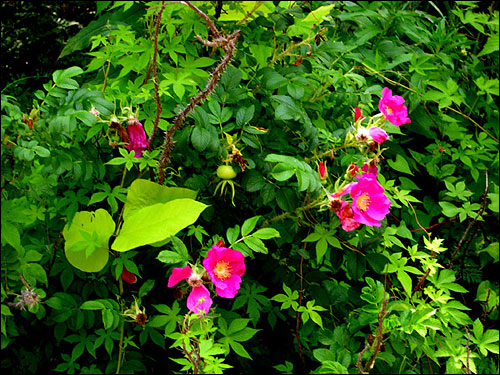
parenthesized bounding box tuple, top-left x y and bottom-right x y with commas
(368, 126, 389, 143)
(378, 87, 411, 126)
(167, 266, 212, 314)
(350, 173, 391, 227)
(203, 241, 245, 298)
(126, 120, 148, 158)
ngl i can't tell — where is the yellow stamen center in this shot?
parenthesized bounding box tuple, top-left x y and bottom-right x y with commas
(214, 260, 232, 281)
(356, 193, 371, 212)
(385, 105, 392, 114)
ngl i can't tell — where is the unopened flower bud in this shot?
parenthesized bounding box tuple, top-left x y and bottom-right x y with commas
(318, 161, 327, 180)
(89, 107, 100, 117)
(347, 164, 359, 178)
(354, 106, 363, 122)
(122, 266, 137, 285)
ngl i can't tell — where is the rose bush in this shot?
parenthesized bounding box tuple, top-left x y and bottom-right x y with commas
(1, 1, 498, 374)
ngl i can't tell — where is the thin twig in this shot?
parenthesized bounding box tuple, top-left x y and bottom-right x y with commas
(412, 268, 430, 297)
(447, 171, 490, 268)
(295, 241, 307, 374)
(356, 343, 371, 374)
(47, 231, 64, 277)
(465, 325, 471, 375)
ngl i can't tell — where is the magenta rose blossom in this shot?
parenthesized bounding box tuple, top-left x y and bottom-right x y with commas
(203, 240, 245, 298)
(378, 87, 411, 126)
(126, 120, 148, 158)
(350, 173, 391, 227)
(368, 126, 389, 143)
(167, 266, 212, 314)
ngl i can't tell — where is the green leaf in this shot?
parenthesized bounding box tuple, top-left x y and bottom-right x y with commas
(191, 126, 210, 152)
(1, 218, 21, 249)
(91, 96, 114, 115)
(236, 105, 255, 127)
(287, 3, 335, 36)
(478, 33, 499, 57)
(316, 238, 328, 264)
(33, 146, 50, 158)
(271, 163, 296, 181)
(75, 110, 97, 127)
(21, 263, 48, 286)
(313, 348, 336, 363)
(157, 250, 184, 264)
(243, 171, 266, 192)
(275, 188, 297, 212)
(229, 340, 252, 359)
(309, 310, 324, 328)
(243, 236, 268, 254)
(241, 216, 261, 236)
(397, 269, 412, 296)
(139, 279, 155, 298)
(388, 154, 413, 175)
(112, 199, 207, 252)
(251, 228, 280, 240)
(80, 300, 106, 310)
(477, 242, 499, 262)
(345, 251, 366, 281)
(227, 318, 249, 333)
(226, 225, 240, 245)
(439, 201, 459, 217)
(63, 209, 115, 272)
(123, 179, 198, 220)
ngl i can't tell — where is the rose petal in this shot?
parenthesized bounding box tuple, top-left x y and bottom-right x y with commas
(167, 266, 192, 287)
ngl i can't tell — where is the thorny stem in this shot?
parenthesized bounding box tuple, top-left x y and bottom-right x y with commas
(181, 1, 220, 39)
(157, 2, 240, 184)
(364, 298, 388, 372)
(147, 1, 165, 149)
(357, 273, 389, 374)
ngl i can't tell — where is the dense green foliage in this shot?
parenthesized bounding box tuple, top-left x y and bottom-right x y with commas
(1, 1, 499, 374)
